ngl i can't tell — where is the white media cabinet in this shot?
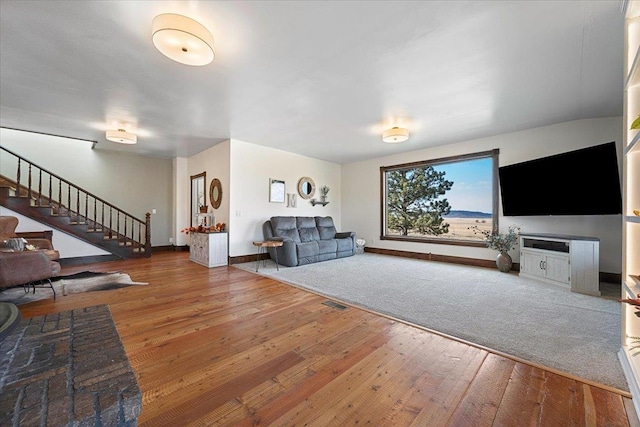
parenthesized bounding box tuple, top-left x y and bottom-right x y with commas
(519, 233, 600, 296)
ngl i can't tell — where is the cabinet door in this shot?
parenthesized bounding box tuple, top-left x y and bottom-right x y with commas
(544, 253, 570, 284)
(520, 250, 545, 277)
(189, 233, 208, 264)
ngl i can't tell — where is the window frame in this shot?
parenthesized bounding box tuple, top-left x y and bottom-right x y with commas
(379, 149, 500, 247)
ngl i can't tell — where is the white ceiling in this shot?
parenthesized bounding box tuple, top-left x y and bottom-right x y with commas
(0, 1, 624, 164)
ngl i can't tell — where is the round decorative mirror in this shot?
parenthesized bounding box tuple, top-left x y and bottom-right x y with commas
(209, 178, 222, 209)
(297, 177, 316, 199)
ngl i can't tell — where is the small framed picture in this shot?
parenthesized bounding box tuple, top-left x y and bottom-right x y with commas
(269, 179, 285, 203)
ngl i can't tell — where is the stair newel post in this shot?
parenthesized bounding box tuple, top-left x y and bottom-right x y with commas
(93, 198, 97, 229)
(117, 211, 120, 244)
(84, 193, 88, 221)
(67, 185, 71, 215)
(27, 163, 32, 202)
(75, 188, 80, 217)
(37, 169, 42, 206)
(16, 158, 21, 194)
(145, 212, 151, 254)
(101, 202, 104, 233)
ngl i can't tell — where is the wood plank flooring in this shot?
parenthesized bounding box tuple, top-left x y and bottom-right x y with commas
(15, 252, 638, 426)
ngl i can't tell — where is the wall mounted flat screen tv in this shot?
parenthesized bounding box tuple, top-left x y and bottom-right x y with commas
(498, 141, 622, 216)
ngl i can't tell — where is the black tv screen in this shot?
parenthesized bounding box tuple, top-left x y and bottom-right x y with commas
(498, 142, 622, 216)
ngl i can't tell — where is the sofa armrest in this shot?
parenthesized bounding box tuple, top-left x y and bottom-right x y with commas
(0, 251, 56, 289)
(335, 231, 355, 239)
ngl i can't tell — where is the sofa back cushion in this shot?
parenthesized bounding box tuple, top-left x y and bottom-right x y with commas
(315, 216, 337, 240)
(270, 216, 301, 243)
(296, 217, 320, 242)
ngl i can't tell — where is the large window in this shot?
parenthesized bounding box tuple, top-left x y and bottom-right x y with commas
(381, 149, 499, 245)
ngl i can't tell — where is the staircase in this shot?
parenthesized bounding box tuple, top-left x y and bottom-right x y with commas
(0, 146, 151, 259)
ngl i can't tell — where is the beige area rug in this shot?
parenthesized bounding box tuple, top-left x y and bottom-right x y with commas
(235, 253, 627, 391)
(0, 271, 147, 305)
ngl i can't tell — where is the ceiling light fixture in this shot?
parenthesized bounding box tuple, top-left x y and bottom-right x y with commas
(106, 129, 137, 144)
(152, 13, 214, 66)
(382, 126, 409, 143)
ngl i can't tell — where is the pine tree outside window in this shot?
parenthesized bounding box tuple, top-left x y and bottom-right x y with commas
(381, 149, 499, 246)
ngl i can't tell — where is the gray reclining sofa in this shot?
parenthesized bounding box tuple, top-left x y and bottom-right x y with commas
(262, 216, 356, 267)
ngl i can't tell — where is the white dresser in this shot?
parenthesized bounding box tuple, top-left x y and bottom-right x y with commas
(189, 232, 228, 268)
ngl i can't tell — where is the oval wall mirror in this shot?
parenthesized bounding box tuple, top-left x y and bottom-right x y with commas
(297, 177, 316, 199)
(209, 178, 222, 209)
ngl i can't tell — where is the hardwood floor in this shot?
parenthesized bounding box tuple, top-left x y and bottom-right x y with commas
(16, 252, 639, 426)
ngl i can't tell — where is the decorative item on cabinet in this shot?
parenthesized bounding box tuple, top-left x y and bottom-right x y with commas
(181, 222, 226, 234)
(196, 213, 214, 227)
(631, 115, 640, 130)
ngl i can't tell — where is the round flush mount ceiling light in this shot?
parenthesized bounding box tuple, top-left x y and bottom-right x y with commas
(382, 126, 409, 143)
(152, 13, 214, 66)
(106, 129, 137, 144)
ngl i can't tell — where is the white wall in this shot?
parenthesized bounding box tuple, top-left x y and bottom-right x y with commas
(229, 140, 342, 257)
(0, 128, 173, 246)
(0, 207, 109, 258)
(341, 117, 623, 274)
(185, 140, 231, 242)
(173, 157, 189, 246)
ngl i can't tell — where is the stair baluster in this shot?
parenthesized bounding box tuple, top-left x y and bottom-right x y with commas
(109, 206, 113, 239)
(58, 180, 62, 212)
(48, 175, 52, 207)
(16, 158, 21, 194)
(75, 188, 80, 219)
(37, 169, 42, 206)
(27, 164, 32, 201)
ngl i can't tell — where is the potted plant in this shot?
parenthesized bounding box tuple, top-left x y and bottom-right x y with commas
(469, 225, 521, 272)
(320, 185, 330, 202)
